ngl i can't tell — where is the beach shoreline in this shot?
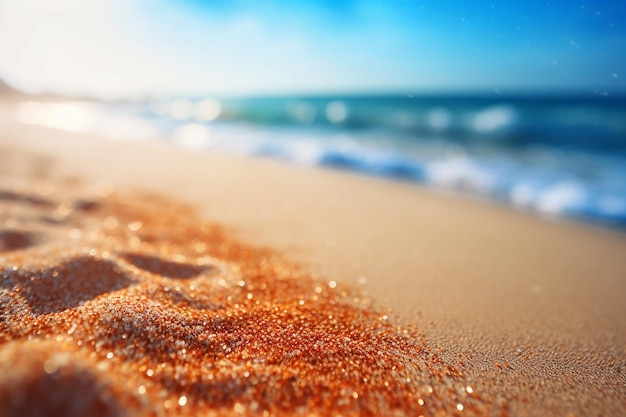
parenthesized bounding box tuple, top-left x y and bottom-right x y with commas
(2, 99, 626, 416)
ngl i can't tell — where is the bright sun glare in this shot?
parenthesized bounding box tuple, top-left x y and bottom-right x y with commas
(0, 0, 176, 98)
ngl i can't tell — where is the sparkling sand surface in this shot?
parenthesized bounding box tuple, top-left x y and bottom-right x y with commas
(0, 184, 490, 416)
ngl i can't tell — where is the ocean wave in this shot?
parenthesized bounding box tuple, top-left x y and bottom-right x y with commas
(15, 95, 626, 229)
(164, 120, 626, 227)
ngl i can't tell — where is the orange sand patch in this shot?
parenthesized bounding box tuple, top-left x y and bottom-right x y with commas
(1, 187, 492, 416)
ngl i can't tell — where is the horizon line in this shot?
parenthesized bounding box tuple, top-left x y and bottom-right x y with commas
(3, 78, 626, 102)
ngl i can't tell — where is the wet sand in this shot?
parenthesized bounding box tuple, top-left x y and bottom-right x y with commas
(1, 100, 626, 416)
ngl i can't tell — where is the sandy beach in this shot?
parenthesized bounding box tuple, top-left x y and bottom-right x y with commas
(1, 98, 626, 416)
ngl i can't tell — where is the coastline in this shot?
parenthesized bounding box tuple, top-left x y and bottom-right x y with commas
(2, 100, 626, 415)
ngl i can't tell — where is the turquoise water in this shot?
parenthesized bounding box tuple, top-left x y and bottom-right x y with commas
(99, 94, 626, 228)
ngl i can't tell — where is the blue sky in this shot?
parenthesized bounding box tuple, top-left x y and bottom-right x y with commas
(0, 0, 624, 98)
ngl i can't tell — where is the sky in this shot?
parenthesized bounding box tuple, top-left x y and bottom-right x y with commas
(0, 0, 625, 98)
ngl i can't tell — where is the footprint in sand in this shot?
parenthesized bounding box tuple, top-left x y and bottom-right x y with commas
(121, 252, 208, 279)
(0, 340, 125, 417)
(3, 256, 135, 315)
(0, 230, 37, 252)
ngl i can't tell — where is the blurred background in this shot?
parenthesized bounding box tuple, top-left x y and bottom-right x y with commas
(1, 0, 625, 228)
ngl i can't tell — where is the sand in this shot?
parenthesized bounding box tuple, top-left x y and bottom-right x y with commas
(1, 99, 626, 416)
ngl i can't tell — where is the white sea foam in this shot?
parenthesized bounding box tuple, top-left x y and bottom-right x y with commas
(472, 104, 517, 133)
(425, 157, 495, 194)
(173, 123, 211, 150)
(535, 182, 586, 214)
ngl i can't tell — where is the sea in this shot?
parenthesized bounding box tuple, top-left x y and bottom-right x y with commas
(16, 93, 626, 229)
